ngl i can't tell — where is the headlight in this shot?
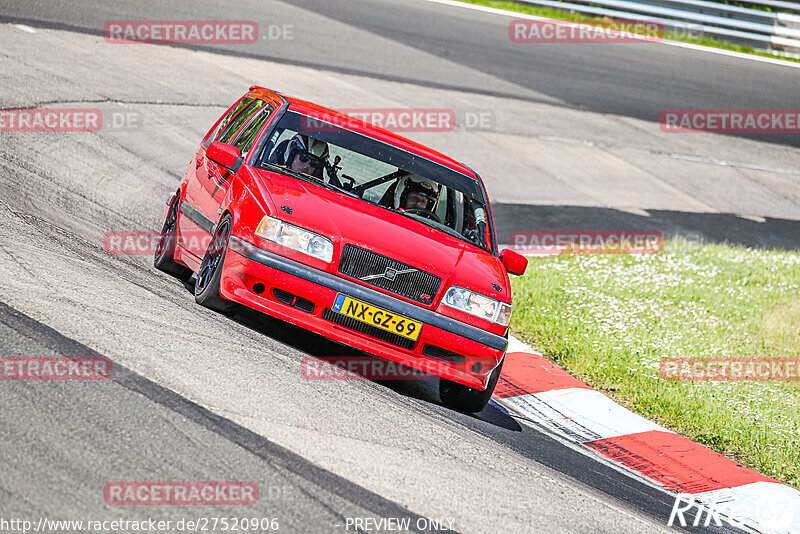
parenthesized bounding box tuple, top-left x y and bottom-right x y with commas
(255, 216, 334, 263)
(442, 286, 511, 326)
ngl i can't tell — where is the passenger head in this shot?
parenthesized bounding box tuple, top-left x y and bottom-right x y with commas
(285, 134, 329, 176)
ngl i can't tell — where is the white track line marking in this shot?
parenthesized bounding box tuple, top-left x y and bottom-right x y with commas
(507, 388, 671, 440)
(506, 334, 540, 354)
(492, 398, 679, 492)
(504, 335, 800, 532)
(490, 402, 677, 532)
(422, 0, 800, 69)
(13, 24, 36, 33)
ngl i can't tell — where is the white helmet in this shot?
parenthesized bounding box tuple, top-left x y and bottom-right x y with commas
(284, 134, 329, 169)
(393, 174, 440, 212)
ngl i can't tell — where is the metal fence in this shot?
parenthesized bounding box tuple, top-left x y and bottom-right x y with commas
(516, 0, 800, 54)
(717, 0, 800, 14)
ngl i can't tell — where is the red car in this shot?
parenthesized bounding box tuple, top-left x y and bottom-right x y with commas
(155, 86, 527, 412)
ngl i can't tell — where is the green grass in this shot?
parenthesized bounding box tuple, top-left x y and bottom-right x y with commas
(510, 239, 800, 487)
(453, 0, 800, 63)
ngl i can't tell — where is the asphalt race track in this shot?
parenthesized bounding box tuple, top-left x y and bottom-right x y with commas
(0, 0, 797, 532)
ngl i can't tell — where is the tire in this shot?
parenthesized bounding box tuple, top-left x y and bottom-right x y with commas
(439, 357, 504, 413)
(194, 214, 235, 314)
(154, 193, 192, 281)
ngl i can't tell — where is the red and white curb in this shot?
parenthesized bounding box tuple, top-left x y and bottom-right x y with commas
(494, 336, 800, 533)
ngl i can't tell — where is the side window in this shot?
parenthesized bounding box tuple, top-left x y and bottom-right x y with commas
(218, 99, 268, 145)
(259, 128, 296, 166)
(202, 97, 253, 148)
(232, 106, 274, 159)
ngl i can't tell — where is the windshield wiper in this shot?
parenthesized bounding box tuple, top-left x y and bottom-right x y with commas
(391, 208, 483, 248)
(324, 180, 361, 198)
(262, 163, 320, 181)
(410, 212, 466, 239)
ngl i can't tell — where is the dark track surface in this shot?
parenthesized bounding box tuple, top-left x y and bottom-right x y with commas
(282, 0, 800, 147)
(0, 300, 740, 533)
(0, 302, 439, 534)
(0, 0, 798, 146)
(0, 0, 792, 531)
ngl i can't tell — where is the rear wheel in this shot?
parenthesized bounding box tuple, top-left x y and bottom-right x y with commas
(194, 214, 235, 314)
(439, 357, 504, 413)
(154, 193, 192, 281)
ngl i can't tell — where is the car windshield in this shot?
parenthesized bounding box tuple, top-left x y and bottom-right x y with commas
(254, 111, 494, 252)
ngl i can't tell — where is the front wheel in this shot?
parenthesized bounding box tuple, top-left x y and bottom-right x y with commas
(194, 214, 235, 314)
(154, 193, 192, 281)
(439, 357, 504, 413)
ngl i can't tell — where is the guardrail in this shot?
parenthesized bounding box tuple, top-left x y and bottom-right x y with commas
(515, 0, 800, 55)
(727, 0, 800, 14)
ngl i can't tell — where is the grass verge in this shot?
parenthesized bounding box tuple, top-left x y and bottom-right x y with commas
(510, 239, 800, 488)
(451, 0, 800, 64)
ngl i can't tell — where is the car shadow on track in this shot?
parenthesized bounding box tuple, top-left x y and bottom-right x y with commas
(181, 278, 521, 431)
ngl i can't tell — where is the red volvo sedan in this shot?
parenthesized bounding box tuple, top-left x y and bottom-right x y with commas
(155, 86, 527, 412)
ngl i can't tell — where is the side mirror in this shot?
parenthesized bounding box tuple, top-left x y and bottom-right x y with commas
(206, 141, 243, 172)
(500, 249, 528, 276)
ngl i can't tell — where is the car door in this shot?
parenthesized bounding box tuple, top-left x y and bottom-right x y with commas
(181, 96, 252, 256)
(181, 92, 282, 257)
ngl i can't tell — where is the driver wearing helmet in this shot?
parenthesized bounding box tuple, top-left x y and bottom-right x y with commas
(394, 174, 440, 217)
(283, 134, 329, 178)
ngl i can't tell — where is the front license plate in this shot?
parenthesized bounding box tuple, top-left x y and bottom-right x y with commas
(332, 294, 422, 341)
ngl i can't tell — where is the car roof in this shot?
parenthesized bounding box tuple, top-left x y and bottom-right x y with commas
(248, 86, 479, 180)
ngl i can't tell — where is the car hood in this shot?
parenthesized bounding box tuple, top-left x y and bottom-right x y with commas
(252, 168, 510, 304)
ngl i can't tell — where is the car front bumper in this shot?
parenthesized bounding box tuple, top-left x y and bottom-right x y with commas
(220, 236, 507, 390)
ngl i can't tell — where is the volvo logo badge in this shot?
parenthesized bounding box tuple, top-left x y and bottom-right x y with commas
(361, 267, 417, 282)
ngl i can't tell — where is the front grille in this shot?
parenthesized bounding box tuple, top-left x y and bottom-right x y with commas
(322, 308, 416, 350)
(338, 245, 441, 305)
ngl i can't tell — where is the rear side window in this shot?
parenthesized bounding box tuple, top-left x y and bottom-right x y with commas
(232, 107, 274, 159)
(203, 97, 253, 148)
(218, 99, 268, 145)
